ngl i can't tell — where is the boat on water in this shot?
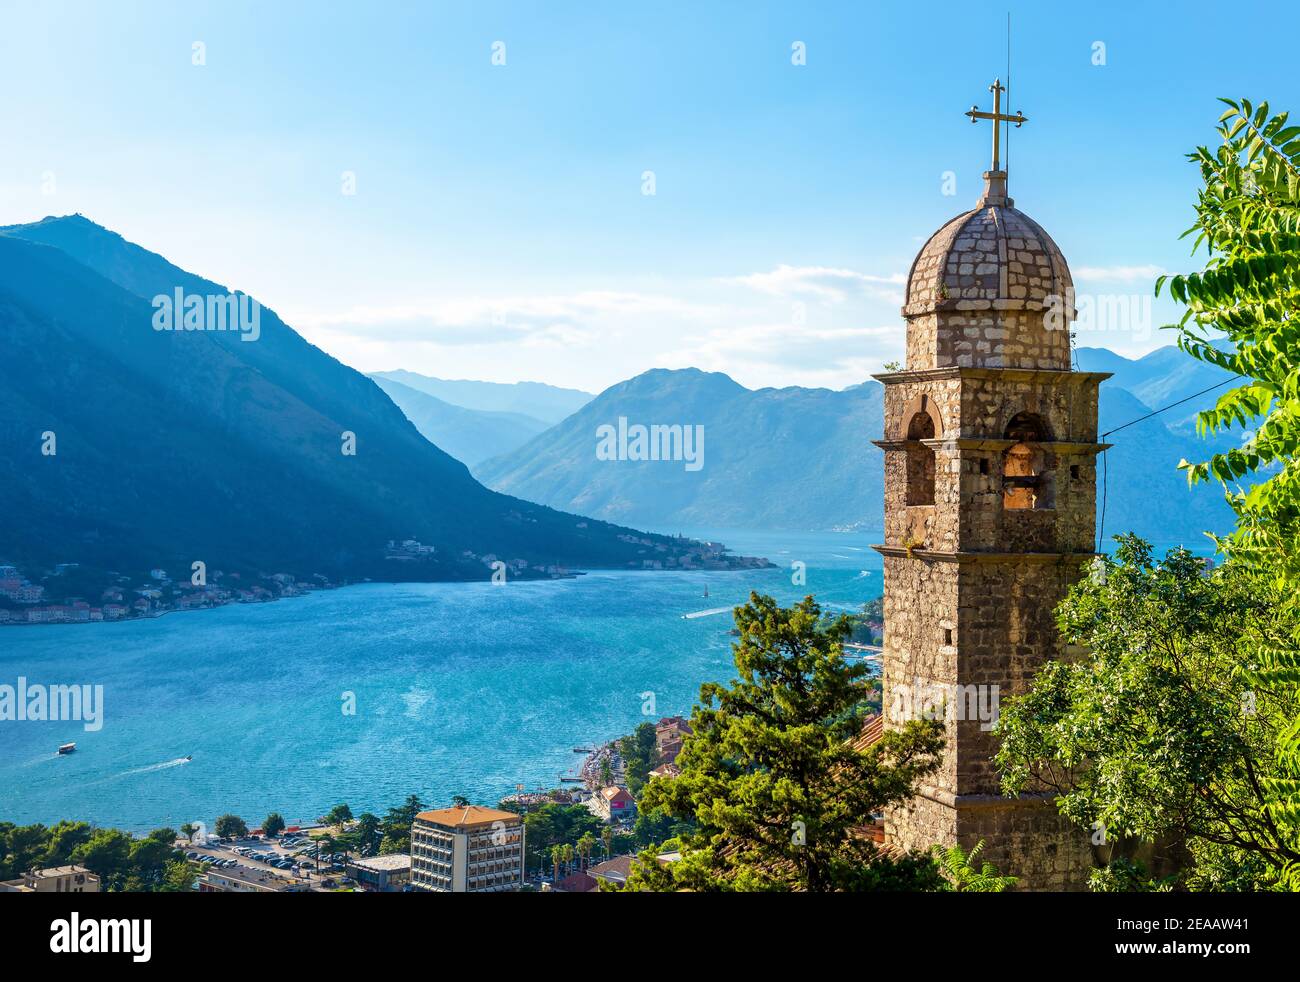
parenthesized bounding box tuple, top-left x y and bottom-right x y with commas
(57, 742, 76, 755)
(184, 755, 192, 761)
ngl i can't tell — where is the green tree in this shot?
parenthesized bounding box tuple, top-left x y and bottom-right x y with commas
(262, 812, 286, 838)
(319, 833, 338, 864)
(322, 803, 353, 826)
(576, 832, 596, 871)
(350, 813, 382, 855)
(997, 536, 1299, 889)
(213, 814, 248, 839)
(523, 803, 602, 870)
(71, 828, 133, 889)
(160, 858, 197, 892)
(380, 794, 422, 852)
(550, 843, 565, 883)
(43, 820, 92, 866)
(625, 593, 945, 892)
(618, 722, 658, 795)
(0, 823, 49, 879)
(179, 823, 198, 842)
(630, 805, 694, 850)
(125, 829, 183, 889)
(451, 795, 470, 808)
(1159, 96, 1300, 886)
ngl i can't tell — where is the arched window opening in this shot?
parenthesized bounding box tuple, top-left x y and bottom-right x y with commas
(905, 410, 936, 506)
(1001, 412, 1055, 510)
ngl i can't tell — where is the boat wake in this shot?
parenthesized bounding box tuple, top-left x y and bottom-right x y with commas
(91, 756, 193, 785)
(681, 606, 732, 620)
(124, 756, 193, 776)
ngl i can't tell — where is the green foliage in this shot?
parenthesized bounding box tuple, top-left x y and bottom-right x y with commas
(523, 804, 603, 873)
(322, 803, 353, 826)
(377, 795, 422, 854)
(1157, 97, 1300, 888)
(996, 535, 1300, 888)
(0, 821, 187, 891)
(1088, 858, 1177, 893)
(213, 814, 248, 839)
(619, 722, 658, 796)
(161, 858, 197, 892)
(262, 812, 286, 838)
(623, 593, 945, 892)
(630, 805, 695, 850)
(933, 840, 1017, 892)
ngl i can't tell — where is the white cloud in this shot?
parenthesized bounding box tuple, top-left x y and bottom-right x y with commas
(287, 290, 727, 348)
(722, 264, 906, 304)
(282, 266, 910, 389)
(1073, 264, 1166, 283)
(660, 321, 903, 388)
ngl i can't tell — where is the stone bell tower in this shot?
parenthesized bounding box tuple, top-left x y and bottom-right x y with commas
(872, 80, 1110, 890)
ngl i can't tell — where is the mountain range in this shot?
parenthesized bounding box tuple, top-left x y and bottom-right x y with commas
(371, 371, 591, 423)
(0, 213, 1238, 584)
(370, 375, 554, 468)
(477, 369, 885, 532)
(474, 356, 1239, 547)
(0, 216, 734, 580)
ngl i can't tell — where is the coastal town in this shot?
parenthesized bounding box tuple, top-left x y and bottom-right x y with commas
(0, 535, 766, 628)
(0, 715, 698, 894)
(0, 560, 335, 626)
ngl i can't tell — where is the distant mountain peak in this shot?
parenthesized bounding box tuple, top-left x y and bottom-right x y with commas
(0, 218, 729, 579)
(2, 213, 111, 235)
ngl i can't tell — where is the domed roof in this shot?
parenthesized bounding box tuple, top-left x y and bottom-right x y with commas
(903, 173, 1072, 318)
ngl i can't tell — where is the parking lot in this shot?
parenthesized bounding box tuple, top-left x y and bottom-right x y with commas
(183, 833, 359, 890)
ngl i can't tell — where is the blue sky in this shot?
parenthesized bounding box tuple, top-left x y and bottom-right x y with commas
(2, 0, 1295, 391)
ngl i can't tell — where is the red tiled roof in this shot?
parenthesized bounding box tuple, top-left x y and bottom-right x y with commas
(590, 855, 636, 880)
(553, 872, 599, 892)
(851, 713, 884, 752)
(415, 805, 521, 829)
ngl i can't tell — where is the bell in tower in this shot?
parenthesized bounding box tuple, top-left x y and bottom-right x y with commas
(871, 80, 1112, 890)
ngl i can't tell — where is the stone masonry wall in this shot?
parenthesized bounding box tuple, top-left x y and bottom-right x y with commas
(954, 557, 1089, 794)
(881, 553, 1095, 891)
(882, 372, 1102, 555)
(881, 553, 961, 794)
(906, 307, 1071, 372)
(904, 200, 1074, 373)
(886, 793, 1093, 891)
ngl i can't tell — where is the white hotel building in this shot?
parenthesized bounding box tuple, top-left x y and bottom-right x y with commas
(410, 805, 526, 892)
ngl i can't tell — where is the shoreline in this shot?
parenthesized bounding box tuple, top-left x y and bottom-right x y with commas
(0, 561, 780, 631)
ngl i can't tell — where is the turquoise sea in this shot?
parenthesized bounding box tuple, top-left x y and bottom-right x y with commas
(0, 529, 883, 832)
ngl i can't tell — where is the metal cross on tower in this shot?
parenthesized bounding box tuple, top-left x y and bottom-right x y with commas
(965, 78, 1027, 173)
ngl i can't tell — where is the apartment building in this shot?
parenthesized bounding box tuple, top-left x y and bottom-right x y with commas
(410, 805, 525, 892)
(0, 865, 100, 893)
(345, 853, 411, 892)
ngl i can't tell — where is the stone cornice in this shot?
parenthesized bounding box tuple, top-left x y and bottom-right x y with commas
(871, 366, 1112, 385)
(873, 438, 1111, 454)
(871, 545, 1098, 565)
(901, 296, 1075, 319)
(903, 787, 1065, 811)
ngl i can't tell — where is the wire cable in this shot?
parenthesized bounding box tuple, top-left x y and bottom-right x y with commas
(1095, 372, 1246, 552)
